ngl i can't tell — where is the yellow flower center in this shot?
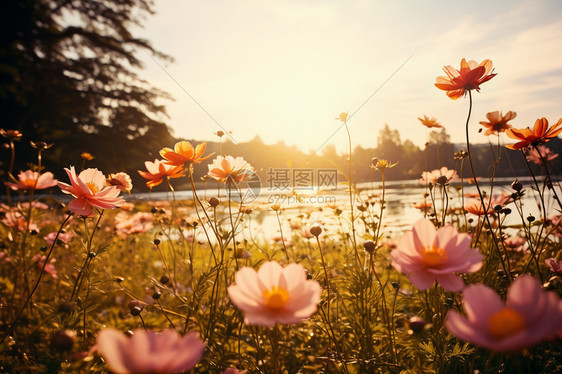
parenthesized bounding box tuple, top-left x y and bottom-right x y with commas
(421, 246, 448, 267)
(86, 182, 99, 194)
(263, 286, 290, 309)
(487, 307, 526, 340)
(22, 179, 37, 188)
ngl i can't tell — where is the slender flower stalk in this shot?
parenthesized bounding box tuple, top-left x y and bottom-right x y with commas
(533, 144, 562, 211)
(70, 212, 104, 302)
(464, 91, 511, 280)
(0, 213, 73, 345)
(339, 113, 359, 261)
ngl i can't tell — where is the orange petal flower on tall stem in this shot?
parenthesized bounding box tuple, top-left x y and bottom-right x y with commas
(505, 117, 562, 150)
(138, 159, 185, 189)
(58, 166, 125, 217)
(435, 58, 496, 100)
(418, 115, 442, 128)
(160, 141, 212, 167)
(479, 111, 516, 136)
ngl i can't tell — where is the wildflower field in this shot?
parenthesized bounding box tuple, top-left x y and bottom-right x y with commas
(1, 59, 562, 374)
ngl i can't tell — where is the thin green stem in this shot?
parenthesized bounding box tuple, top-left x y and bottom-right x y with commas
(464, 91, 511, 280)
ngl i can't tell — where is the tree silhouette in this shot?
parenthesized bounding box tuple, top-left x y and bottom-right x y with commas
(0, 0, 174, 176)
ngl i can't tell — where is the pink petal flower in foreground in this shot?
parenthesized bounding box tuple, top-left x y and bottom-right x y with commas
(445, 275, 562, 352)
(6, 170, 58, 190)
(391, 219, 483, 291)
(227, 261, 322, 327)
(96, 328, 205, 374)
(58, 167, 125, 217)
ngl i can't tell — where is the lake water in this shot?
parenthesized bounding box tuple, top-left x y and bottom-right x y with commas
(127, 176, 557, 239)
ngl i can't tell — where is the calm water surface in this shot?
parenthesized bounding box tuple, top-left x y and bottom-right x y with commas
(128, 177, 556, 239)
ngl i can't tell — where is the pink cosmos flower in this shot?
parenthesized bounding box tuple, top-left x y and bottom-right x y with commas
(464, 194, 510, 216)
(96, 328, 205, 374)
(445, 275, 562, 352)
(391, 219, 483, 291)
(1, 211, 39, 232)
(503, 235, 527, 253)
(58, 167, 125, 216)
(227, 261, 322, 327)
(44, 231, 76, 246)
(545, 258, 562, 274)
(221, 369, 246, 374)
(0, 251, 11, 263)
(20, 201, 49, 210)
(301, 226, 314, 239)
(107, 172, 133, 192)
(32, 254, 58, 279)
(115, 212, 154, 236)
(207, 156, 255, 184)
(419, 167, 458, 185)
(525, 145, 559, 165)
(6, 170, 58, 190)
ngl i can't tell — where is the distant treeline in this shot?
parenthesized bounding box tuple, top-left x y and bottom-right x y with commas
(3, 123, 561, 192)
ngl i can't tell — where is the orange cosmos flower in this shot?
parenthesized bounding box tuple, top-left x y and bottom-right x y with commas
(207, 155, 255, 184)
(505, 117, 562, 150)
(138, 159, 185, 189)
(6, 170, 58, 190)
(435, 58, 496, 100)
(160, 141, 212, 167)
(479, 111, 517, 136)
(418, 115, 442, 128)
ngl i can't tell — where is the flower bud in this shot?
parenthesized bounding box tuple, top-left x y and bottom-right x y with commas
(160, 275, 170, 285)
(310, 225, 323, 237)
(209, 197, 220, 207)
(363, 240, 376, 253)
(511, 180, 522, 191)
(409, 316, 426, 332)
(51, 330, 76, 351)
(130, 306, 142, 316)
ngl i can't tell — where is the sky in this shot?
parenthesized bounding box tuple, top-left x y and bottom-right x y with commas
(135, 0, 562, 154)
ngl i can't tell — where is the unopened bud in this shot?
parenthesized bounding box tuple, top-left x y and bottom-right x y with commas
(511, 180, 522, 191)
(310, 225, 323, 237)
(363, 240, 376, 253)
(409, 316, 426, 332)
(51, 330, 76, 351)
(209, 197, 220, 207)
